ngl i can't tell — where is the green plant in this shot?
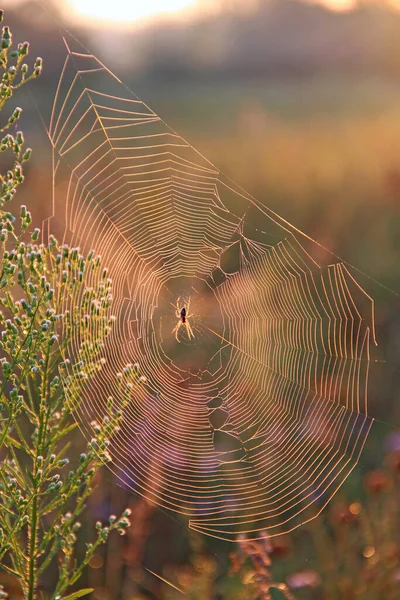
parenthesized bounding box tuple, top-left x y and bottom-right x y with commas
(0, 12, 134, 599)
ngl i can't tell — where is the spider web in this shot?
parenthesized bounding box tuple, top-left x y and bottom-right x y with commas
(44, 36, 376, 541)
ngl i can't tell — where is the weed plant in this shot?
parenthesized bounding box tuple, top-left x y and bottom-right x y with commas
(0, 12, 134, 600)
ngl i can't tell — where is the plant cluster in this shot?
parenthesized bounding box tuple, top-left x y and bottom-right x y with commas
(0, 12, 135, 600)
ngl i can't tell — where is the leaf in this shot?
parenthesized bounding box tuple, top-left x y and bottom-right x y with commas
(7, 435, 22, 450)
(0, 563, 22, 578)
(53, 423, 78, 441)
(61, 589, 94, 600)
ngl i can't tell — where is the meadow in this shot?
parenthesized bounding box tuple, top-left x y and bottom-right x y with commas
(135, 73, 400, 285)
(24, 72, 400, 288)
(2, 12, 400, 596)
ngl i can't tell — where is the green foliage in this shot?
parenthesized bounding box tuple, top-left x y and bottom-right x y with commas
(0, 12, 134, 600)
(0, 9, 41, 213)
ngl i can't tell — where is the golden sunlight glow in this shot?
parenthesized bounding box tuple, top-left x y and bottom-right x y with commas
(313, 0, 357, 10)
(68, 0, 199, 24)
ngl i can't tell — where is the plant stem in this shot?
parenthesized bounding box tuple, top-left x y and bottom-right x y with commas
(28, 335, 52, 599)
(27, 493, 39, 600)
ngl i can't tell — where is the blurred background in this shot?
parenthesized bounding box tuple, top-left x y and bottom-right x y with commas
(2, 0, 400, 598)
(4, 0, 400, 290)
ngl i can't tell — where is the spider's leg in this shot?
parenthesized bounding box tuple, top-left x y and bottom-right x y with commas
(176, 297, 181, 318)
(172, 320, 181, 343)
(186, 298, 191, 316)
(185, 321, 195, 340)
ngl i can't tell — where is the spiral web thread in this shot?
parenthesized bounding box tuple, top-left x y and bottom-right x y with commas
(44, 37, 376, 541)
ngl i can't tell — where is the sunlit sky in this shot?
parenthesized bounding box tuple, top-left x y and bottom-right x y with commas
(317, 0, 355, 9)
(5, 0, 400, 23)
(68, 0, 203, 24)
(67, 0, 399, 25)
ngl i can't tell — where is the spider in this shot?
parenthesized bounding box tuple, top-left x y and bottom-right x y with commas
(172, 297, 195, 343)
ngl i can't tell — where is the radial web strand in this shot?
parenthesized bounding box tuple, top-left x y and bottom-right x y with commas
(44, 37, 376, 541)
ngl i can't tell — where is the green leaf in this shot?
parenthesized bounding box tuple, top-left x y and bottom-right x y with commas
(53, 422, 78, 440)
(61, 590, 94, 600)
(0, 562, 22, 578)
(6, 435, 22, 450)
